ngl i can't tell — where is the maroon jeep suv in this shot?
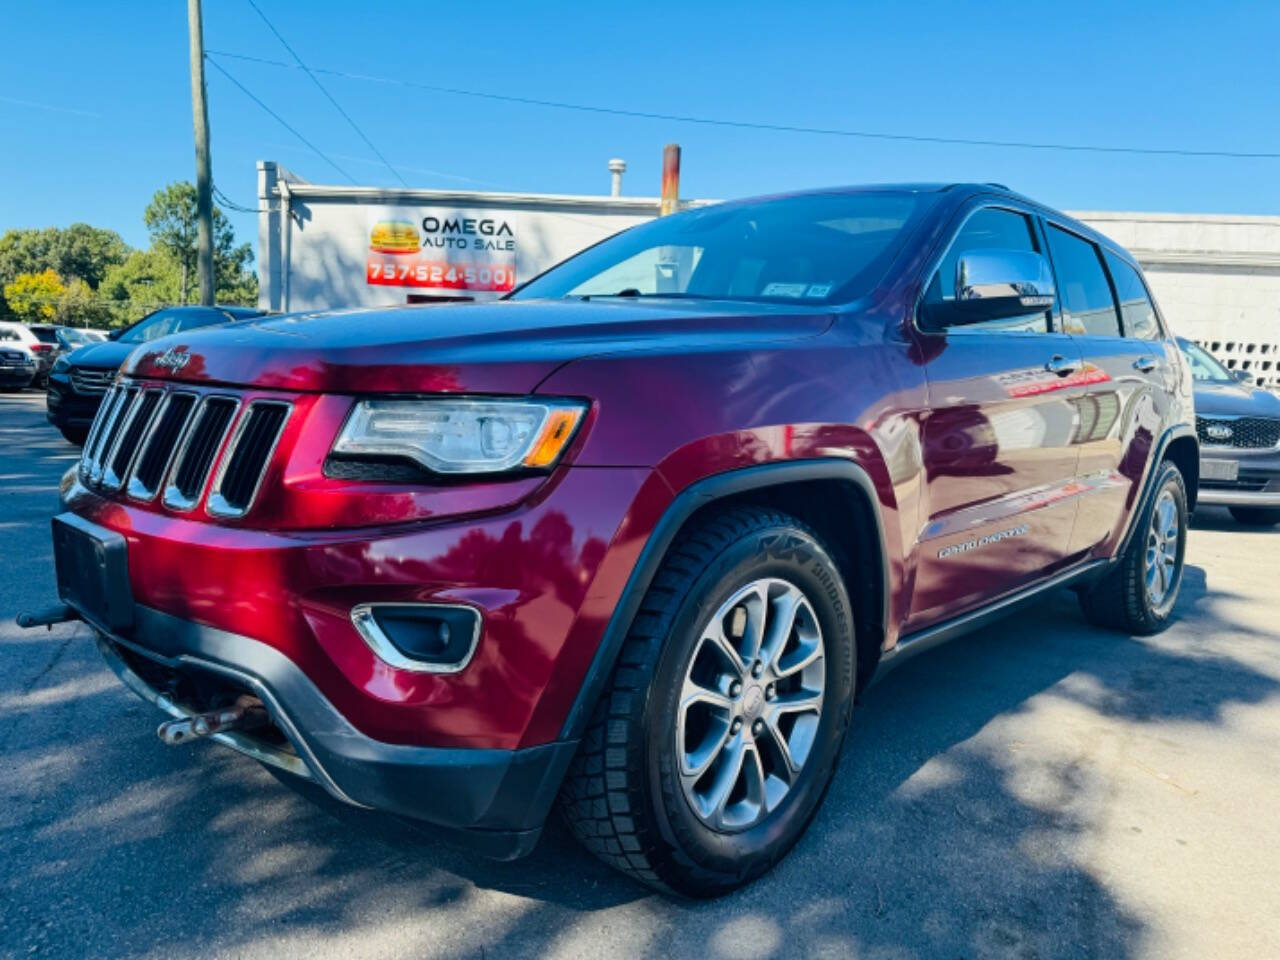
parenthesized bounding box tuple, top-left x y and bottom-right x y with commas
(31, 184, 1197, 896)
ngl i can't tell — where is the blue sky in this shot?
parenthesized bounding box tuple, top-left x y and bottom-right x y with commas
(2, 1, 1278, 252)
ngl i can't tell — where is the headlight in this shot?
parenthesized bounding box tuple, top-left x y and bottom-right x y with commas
(332, 398, 587, 475)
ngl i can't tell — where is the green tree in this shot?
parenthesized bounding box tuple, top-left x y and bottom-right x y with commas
(52, 224, 130, 289)
(144, 181, 255, 305)
(3, 269, 64, 323)
(0, 225, 128, 291)
(99, 248, 183, 325)
(57, 277, 115, 328)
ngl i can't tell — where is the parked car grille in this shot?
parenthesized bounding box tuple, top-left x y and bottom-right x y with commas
(0, 349, 31, 366)
(79, 382, 291, 518)
(1196, 416, 1280, 449)
(69, 366, 116, 394)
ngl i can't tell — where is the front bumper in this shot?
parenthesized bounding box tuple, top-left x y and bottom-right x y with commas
(45, 375, 105, 428)
(1198, 448, 1280, 507)
(90, 603, 577, 858)
(0, 365, 36, 387)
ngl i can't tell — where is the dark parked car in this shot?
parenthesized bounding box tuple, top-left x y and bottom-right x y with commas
(46, 305, 264, 444)
(1179, 338, 1280, 526)
(26, 184, 1197, 896)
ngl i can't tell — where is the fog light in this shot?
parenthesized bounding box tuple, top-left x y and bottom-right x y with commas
(350, 603, 482, 674)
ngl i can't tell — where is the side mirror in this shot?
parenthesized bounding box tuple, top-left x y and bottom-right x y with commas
(1231, 369, 1255, 385)
(924, 249, 1056, 329)
(108, 328, 123, 341)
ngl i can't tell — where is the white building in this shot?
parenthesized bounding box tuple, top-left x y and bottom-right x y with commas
(257, 163, 1279, 388)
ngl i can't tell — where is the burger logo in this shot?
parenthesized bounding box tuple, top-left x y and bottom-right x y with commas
(369, 219, 420, 255)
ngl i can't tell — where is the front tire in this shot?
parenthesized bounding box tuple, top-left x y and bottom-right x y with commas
(1228, 506, 1280, 527)
(1079, 460, 1188, 634)
(558, 506, 855, 896)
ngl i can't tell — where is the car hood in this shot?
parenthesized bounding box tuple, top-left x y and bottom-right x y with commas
(120, 299, 835, 394)
(1193, 380, 1280, 418)
(63, 339, 141, 370)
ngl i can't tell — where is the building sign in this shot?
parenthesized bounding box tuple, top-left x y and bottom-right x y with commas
(365, 210, 518, 293)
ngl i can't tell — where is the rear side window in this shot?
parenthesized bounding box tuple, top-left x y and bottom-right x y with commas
(1104, 252, 1161, 340)
(31, 327, 58, 343)
(923, 207, 1048, 333)
(1046, 225, 1121, 337)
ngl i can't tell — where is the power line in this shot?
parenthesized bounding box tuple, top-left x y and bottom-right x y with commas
(205, 55, 357, 183)
(206, 48, 1280, 161)
(242, 0, 408, 187)
(212, 184, 259, 214)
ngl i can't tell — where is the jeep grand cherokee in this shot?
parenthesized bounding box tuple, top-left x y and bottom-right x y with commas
(26, 184, 1198, 896)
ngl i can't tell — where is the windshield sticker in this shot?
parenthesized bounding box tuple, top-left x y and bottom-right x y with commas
(806, 283, 833, 298)
(761, 282, 809, 298)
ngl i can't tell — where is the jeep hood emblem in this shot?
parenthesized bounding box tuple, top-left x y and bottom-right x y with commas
(154, 348, 191, 372)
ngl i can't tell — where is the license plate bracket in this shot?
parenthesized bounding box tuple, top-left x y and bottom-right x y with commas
(52, 513, 134, 632)
(1200, 458, 1239, 482)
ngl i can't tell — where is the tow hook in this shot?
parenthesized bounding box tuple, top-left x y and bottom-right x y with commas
(15, 603, 80, 630)
(157, 695, 270, 746)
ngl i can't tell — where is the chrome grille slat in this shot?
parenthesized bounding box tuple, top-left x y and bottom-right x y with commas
(102, 389, 163, 491)
(161, 397, 240, 512)
(80, 384, 120, 476)
(94, 387, 141, 487)
(84, 387, 132, 485)
(127, 392, 197, 501)
(207, 402, 292, 518)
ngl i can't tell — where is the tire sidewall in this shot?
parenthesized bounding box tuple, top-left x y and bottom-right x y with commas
(643, 522, 855, 878)
(1134, 462, 1188, 626)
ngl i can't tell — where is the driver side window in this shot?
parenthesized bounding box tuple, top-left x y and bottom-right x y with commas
(923, 208, 1050, 333)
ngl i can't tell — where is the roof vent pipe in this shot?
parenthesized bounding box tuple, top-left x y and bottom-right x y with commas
(608, 158, 626, 197)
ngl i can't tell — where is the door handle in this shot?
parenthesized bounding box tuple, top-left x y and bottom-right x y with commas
(1132, 355, 1159, 373)
(1044, 355, 1080, 377)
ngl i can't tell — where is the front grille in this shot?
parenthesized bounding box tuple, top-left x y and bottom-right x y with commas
(70, 366, 116, 395)
(0, 349, 31, 366)
(78, 381, 291, 519)
(1196, 416, 1280, 450)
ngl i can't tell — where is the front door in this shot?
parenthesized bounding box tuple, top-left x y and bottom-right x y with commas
(908, 205, 1090, 629)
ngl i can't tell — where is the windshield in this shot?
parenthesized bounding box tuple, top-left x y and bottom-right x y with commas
(119, 308, 231, 344)
(510, 192, 929, 305)
(1180, 340, 1235, 384)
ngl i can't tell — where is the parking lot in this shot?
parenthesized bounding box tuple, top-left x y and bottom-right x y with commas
(1, 388, 1278, 959)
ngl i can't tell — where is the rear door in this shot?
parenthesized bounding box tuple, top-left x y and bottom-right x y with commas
(909, 204, 1089, 629)
(1042, 224, 1172, 556)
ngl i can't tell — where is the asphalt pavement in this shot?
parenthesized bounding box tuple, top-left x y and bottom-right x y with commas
(2, 389, 1278, 959)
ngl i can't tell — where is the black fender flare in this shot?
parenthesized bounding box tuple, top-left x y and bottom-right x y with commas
(1113, 422, 1198, 561)
(558, 457, 890, 740)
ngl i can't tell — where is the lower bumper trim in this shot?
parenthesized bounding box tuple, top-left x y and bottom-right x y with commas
(88, 603, 578, 859)
(1197, 489, 1280, 506)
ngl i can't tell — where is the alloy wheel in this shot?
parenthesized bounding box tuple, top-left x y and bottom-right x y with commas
(675, 578, 825, 832)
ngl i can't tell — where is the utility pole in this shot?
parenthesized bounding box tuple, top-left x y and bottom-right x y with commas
(188, 0, 215, 305)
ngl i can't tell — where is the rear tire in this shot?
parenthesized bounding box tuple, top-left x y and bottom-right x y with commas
(1079, 460, 1187, 635)
(558, 506, 856, 897)
(1228, 506, 1280, 527)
